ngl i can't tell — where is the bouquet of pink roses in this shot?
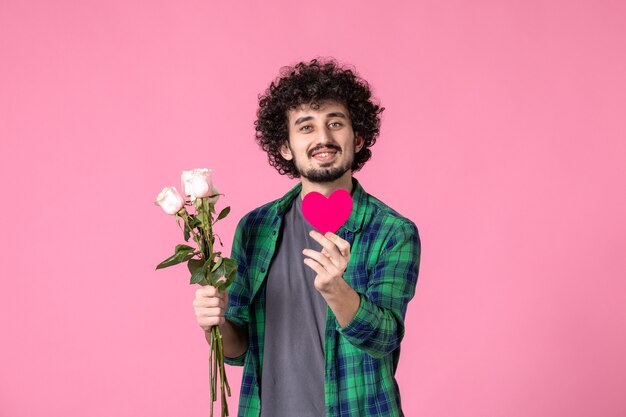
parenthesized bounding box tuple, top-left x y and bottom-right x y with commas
(155, 168, 235, 417)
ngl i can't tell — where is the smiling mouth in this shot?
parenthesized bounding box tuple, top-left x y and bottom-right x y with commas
(311, 146, 340, 159)
(312, 151, 337, 162)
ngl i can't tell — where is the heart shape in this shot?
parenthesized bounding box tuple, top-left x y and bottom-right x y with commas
(301, 189, 353, 235)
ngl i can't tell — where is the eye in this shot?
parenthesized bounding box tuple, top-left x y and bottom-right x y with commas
(300, 125, 312, 132)
(329, 122, 343, 128)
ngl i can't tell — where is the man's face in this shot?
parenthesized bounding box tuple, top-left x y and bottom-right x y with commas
(280, 100, 364, 183)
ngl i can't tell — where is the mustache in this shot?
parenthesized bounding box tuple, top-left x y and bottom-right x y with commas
(309, 144, 341, 157)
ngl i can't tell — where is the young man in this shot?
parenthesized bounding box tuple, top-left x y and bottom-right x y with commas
(193, 59, 421, 417)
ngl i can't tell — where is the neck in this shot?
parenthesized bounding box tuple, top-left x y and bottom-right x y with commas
(299, 171, 354, 200)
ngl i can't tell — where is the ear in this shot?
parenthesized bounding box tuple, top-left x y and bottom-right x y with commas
(279, 140, 293, 161)
(355, 134, 365, 153)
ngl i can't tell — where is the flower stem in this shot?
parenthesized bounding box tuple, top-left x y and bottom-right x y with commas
(180, 211, 203, 254)
(210, 328, 216, 417)
(213, 329, 219, 411)
(194, 198, 229, 416)
(203, 199, 214, 262)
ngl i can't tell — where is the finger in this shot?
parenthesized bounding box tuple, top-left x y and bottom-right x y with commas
(193, 297, 224, 308)
(308, 230, 343, 266)
(198, 316, 225, 329)
(195, 286, 227, 301)
(302, 248, 337, 273)
(196, 286, 218, 298)
(325, 232, 351, 257)
(195, 307, 224, 319)
(303, 257, 327, 276)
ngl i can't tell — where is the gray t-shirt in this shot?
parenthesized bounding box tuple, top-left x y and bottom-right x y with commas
(260, 194, 328, 417)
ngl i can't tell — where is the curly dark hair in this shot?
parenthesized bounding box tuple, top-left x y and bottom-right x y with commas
(254, 58, 385, 178)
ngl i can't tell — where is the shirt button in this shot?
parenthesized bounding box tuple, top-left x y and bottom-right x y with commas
(260, 267, 266, 273)
(272, 230, 276, 235)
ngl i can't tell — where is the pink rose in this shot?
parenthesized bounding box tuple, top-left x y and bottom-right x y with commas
(181, 168, 212, 200)
(155, 186, 185, 215)
(181, 168, 220, 203)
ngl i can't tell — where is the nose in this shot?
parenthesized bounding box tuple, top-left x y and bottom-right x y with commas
(309, 125, 340, 156)
(317, 125, 331, 143)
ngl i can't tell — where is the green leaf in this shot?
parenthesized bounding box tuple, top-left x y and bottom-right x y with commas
(216, 206, 231, 221)
(188, 258, 213, 285)
(176, 244, 195, 253)
(222, 257, 237, 273)
(216, 258, 238, 290)
(202, 259, 214, 286)
(155, 244, 195, 270)
(223, 257, 237, 277)
(203, 258, 212, 270)
(188, 215, 202, 229)
(189, 267, 205, 285)
(211, 256, 223, 272)
(187, 258, 203, 274)
(183, 223, 191, 242)
(209, 261, 226, 286)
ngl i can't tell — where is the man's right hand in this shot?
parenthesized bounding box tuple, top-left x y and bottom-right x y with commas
(193, 286, 228, 332)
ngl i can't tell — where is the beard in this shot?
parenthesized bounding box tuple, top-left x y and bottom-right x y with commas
(291, 145, 354, 183)
(302, 160, 351, 183)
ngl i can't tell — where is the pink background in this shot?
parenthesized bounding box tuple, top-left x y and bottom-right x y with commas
(1, 1, 625, 416)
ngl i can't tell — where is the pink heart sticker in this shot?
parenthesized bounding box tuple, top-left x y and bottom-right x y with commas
(301, 189, 353, 235)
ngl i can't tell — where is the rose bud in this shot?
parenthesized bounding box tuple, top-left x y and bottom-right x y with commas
(155, 186, 185, 215)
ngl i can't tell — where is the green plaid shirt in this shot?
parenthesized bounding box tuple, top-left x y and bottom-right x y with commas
(225, 177, 421, 417)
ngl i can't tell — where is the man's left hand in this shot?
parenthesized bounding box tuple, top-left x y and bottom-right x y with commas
(302, 230, 351, 294)
(303, 230, 360, 327)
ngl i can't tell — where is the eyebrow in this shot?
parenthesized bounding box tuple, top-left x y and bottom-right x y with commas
(294, 112, 348, 126)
